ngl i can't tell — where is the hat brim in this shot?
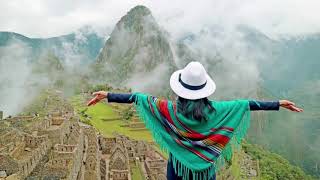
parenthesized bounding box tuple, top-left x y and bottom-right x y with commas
(170, 70, 216, 100)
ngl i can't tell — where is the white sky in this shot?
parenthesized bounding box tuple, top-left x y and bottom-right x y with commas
(1, 0, 320, 38)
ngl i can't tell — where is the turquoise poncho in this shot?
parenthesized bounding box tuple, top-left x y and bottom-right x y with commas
(133, 93, 250, 180)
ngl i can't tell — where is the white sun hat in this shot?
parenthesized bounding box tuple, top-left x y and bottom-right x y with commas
(170, 61, 216, 100)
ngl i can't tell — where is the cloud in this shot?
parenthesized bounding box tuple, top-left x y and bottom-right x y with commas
(1, 0, 320, 38)
(0, 40, 50, 116)
(0, 0, 138, 37)
(173, 26, 264, 99)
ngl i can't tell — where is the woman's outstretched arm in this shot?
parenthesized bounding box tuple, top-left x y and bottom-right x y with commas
(249, 100, 303, 112)
(249, 100, 279, 111)
(107, 93, 135, 103)
(87, 91, 135, 106)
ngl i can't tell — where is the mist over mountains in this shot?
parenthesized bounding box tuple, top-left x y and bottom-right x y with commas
(0, 26, 107, 66)
(0, 5, 319, 177)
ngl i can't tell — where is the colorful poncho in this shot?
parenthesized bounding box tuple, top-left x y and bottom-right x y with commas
(132, 93, 250, 180)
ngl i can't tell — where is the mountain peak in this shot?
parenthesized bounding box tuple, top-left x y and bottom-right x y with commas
(128, 5, 151, 16)
(115, 5, 154, 33)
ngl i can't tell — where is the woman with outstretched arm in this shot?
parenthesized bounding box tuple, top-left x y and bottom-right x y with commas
(88, 61, 303, 180)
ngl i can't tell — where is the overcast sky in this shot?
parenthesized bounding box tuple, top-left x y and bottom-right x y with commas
(1, 0, 320, 38)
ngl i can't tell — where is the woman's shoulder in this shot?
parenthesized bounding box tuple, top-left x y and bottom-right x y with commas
(210, 99, 248, 103)
(133, 92, 173, 103)
(209, 99, 249, 108)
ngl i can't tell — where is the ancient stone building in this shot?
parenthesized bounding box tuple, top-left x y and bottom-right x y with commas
(100, 158, 107, 180)
(109, 144, 130, 180)
(0, 129, 50, 179)
(45, 142, 84, 179)
(144, 158, 167, 180)
(135, 141, 150, 161)
(99, 136, 116, 154)
(43, 112, 72, 145)
(32, 116, 85, 180)
(97, 133, 168, 180)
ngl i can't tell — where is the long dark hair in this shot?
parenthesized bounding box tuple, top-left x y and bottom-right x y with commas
(177, 96, 215, 121)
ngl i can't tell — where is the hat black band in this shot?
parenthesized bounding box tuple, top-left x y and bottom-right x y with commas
(179, 73, 207, 91)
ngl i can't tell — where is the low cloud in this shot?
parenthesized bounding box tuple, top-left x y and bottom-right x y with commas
(1, 0, 320, 39)
(0, 41, 49, 116)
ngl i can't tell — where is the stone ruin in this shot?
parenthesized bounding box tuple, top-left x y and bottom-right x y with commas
(98, 133, 167, 180)
(0, 129, 51, 179)
(0, 107, 83, 179)
(82, 124, 101, 180)
(0, 94, 167, 180)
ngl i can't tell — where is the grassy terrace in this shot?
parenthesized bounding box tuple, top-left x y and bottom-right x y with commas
(70, 94, 153, 141)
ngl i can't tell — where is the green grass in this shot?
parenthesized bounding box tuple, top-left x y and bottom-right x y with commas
(70, 94, 153, 141)
(230, 151, 242, 178)
(130, 163, 145, 180)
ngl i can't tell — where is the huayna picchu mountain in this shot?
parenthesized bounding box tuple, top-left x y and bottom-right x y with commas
(93, 5, 176, 94)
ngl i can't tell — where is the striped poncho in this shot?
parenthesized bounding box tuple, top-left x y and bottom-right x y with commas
(132, 93, 250, 180)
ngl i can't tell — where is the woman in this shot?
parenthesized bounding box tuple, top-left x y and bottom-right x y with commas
(88, 61, 303, 180)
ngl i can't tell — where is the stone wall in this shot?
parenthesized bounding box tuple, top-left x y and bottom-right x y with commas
(46, 130, 84, 180)
(32, 117, 51, 131)
(98, 136, 116, 154)
(109, 170, 130, 180)
(83, 126, 101, 180)
(66, 124, 84, 180)
(0, 131, 24, 155)
(144, 158, 167, 179)
(100, 159, 106, 180)
(17, 135, 50, 178)
(5, 115, 34, 121)
(108, 140, 131, 180)
(46, 118, 70, 145)
(54, 144, 77, 152)
(51, 117, 65, 126)
(143, 146, 167, 180)
(9, 139, 25, 159)
(24, 134, 48, 148)
(66, 122, 82, 145)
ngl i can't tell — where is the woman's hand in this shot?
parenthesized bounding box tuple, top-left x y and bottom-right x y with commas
(279, 100, 303, 112)
(87, 91, 108, 106)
